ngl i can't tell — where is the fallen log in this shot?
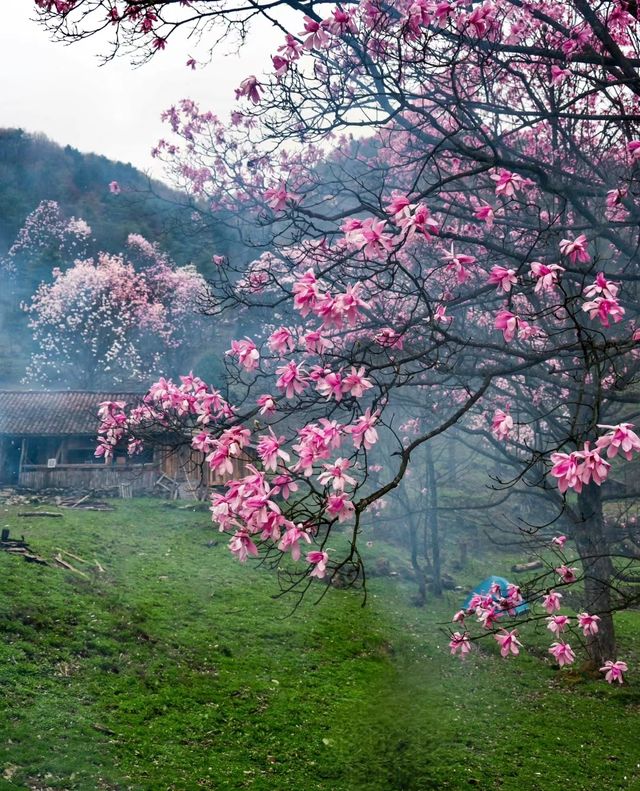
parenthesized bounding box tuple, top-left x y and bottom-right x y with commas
(0, 538, 28, 549)
(511, 560, 544, 573)
(17, 511, 63, 518)
(22, 552, 48, 565)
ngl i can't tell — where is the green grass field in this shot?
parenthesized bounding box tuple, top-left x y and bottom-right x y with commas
(0, 499, 639, 791)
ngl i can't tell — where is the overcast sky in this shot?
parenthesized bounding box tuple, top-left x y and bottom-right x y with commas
(0, 0, 279, 178)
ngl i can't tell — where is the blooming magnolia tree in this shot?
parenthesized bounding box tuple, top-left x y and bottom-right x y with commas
(38, 0, 640, 676)
(23, 214, 205, 388)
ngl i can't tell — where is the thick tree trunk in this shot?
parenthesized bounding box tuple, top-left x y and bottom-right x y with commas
(426, 446, 442, 597)
(409, 517, 427, 607)
(447, 431, 457, 484)
(573, 483, 617, 666)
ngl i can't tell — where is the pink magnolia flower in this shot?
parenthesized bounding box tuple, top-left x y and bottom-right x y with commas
(227, 338, 260, 372)
(318, 458, 357, 491)
(494, 309, 518, 342)
(494, 629, 522, 658)
(582, 296, 625, 328)
(398, 203, 439, 239)
(546, 614, 570, 636)
(474, 203, 495, 228)
(549, 641, 576, 667)
(307, 550, 330, 579)
(300, 15, 329, 49)
(235, 75, 262, 104)
(374, 327, 404, 349)
(577, 612, 600, 636)
(271, 473, 298, 500)
(275, 361, 308, 399)
(576, 442, 610, 486)
(342, 366, 373, 398)
(542, 591, 563, 614)
(278, 33, 303, 61)
(279, 524, 312, 561)
(600, 660, 628, 684)
(628, 140, 640, 161)
(272, 54, 289, 78)
(552, 535, 567, 549)
(229, 531, 259, 563)
(304, 330, 333, 354)
(257, 394, 277, 415)
(292, 269, 321, 316)
(556, 565, 578, 584)
(334, 283, 369, 326)
(488, 266, 517, 293)
(326, 493, 355, 523)
(264, 182, 299, 212)
(442, 245, 476, 284)
(461, 3, 495, 36)
(550, 451, 582, 493)
(357, 218, 394, 257)
(530, 261, 563, 292)
(385, 194, 411, 218)
(328, 7, 357, 34)
(268, 326, 296, 355)
(449, 631, 472, 657)
(559, 234, 590, 264)
(434, 304, 451, 324)
(452, 610, 466, 623)
(583, 272, 619, 300)
(491, 409, 513, 441)
(108, 180, 121, 195)
(257, 428, 290, 472)
(192, 431, 215, 454)
(596, 423, 640, 461)
(551, 65, 570, 84)
(345, 408, 379, 450)
(491, 169, 525, 197)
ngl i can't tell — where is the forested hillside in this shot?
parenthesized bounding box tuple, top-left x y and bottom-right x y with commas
(0, 129, 239, 388)
(0, 127, 232, 272)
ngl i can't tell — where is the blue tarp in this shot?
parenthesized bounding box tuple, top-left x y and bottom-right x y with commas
(462, 575, 529, 616)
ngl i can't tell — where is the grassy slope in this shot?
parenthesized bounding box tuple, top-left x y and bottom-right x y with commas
(0, 500, 639, 791)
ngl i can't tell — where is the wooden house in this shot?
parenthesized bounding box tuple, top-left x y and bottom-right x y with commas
(0, 390, 249, 497)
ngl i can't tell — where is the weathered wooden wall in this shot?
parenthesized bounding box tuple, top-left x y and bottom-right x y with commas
(19, 464, 159, 493)
(160, 447, 251, 491)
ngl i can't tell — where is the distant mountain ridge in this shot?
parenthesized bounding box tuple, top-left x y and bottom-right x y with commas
(0, 127, 229, 268)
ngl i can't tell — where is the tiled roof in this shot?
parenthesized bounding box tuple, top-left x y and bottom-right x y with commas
(0, 391, 143, 436)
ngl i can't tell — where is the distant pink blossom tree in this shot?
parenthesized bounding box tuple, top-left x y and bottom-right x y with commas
(23, 222, 205, 388)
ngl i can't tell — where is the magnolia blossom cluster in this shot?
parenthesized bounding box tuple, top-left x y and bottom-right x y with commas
(550, 424, 640, 494)
(96, 347, 381, 580)
(449, 558, 629, 684)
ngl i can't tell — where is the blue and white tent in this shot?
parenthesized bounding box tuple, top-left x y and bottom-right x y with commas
(462, 575, 529, 616)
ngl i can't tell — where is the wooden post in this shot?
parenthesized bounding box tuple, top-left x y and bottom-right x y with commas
(18, 438, 26, 486)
